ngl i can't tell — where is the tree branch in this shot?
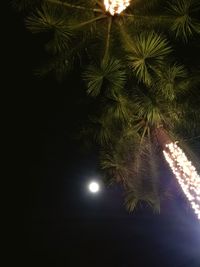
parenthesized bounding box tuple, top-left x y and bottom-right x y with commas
(46, 0, 103, 13)
(71, 15, 106, 29)
(103, 16, 112, 63)
(123, 13, 172, 22)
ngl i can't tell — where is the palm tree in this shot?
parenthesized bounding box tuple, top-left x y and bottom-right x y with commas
(14, 0, 200, 213)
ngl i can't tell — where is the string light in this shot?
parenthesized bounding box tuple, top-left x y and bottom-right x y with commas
(104, 0, 131, 15)
(163, 142, 200, 220)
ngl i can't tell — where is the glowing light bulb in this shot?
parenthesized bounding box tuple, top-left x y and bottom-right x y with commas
(104, 0, 131, 15)
(163, 142, 200, 220)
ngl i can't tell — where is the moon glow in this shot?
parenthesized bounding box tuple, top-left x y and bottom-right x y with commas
(88, 181, 100, 193)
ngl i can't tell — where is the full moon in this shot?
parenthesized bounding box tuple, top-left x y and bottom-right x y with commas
(88, 181, 100, 193)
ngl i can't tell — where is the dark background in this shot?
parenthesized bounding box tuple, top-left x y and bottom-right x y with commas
(7, 5, 200, 267)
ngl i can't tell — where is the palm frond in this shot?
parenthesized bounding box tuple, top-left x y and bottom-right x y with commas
(100, 130, 141, 185)
(155, 63, 187, 100)
(132, 93, 163, 128)
(83, 58, 126, 97)
(167, 0, 200, 41)
(26, 3, 72, 53)
(125, 189, 160, 213)
(88, 116, 114, 146)
(125, 31, 172, 85)
(101, 150, 130, 184)
(103, 95, 131, 123)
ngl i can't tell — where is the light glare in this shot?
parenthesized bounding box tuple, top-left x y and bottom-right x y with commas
(104, 0, 131, 15)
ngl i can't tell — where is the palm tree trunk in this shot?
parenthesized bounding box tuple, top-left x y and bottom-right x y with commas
(152, 126, 200, 220)
(152, 126, 172, 149)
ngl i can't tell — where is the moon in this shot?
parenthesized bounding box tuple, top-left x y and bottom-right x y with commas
(88, 181, 100, 193)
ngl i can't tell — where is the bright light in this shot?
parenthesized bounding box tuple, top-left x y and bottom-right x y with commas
(88, 181, 100, 193)
(104, 0, 131, 15)
(163, 142, 200, 220)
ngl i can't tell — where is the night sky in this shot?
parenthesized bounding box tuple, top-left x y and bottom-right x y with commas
(8, 5, 200, 267)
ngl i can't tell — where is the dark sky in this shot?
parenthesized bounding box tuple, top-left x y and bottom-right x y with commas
(8, 5, 200, 267)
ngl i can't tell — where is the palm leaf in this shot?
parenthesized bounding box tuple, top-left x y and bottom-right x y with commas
(88, 116, 114, 146)
(103, 95, 131, 123)
(26, 3, 72, 53)
(125, 31, 172, 85)
(101, 150, 130, 184)
(100, 130, 140, 185)
(155, 63, 187, 100)
(125, 190, 160, 213)
(167, 0, 200, 41)
(83, 58, 126, 97)
(132, 94, 163, 128)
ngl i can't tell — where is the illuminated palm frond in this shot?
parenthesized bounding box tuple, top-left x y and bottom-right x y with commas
(83, 58, 126, 98)
(124, 32, 172, 85)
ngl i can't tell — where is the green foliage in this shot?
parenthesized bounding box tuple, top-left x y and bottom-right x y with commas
(125, 189, 160, 213)
(26, 3, 72, 53)
(155, 63, 187, 100)
(101, 133, 162, 212)
(103, 95, 131, 123)
(167, 0, 200, 41)
(87, 116, 114, 146)
(101, 149, 131, 185)
(132, 93, 163, 128)
(83, 58, 126, 98)
(125, 32, 172, 85)
(100, 129, 140, 184)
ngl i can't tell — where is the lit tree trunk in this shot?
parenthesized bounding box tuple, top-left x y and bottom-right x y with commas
(154, 127, 200, 219)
